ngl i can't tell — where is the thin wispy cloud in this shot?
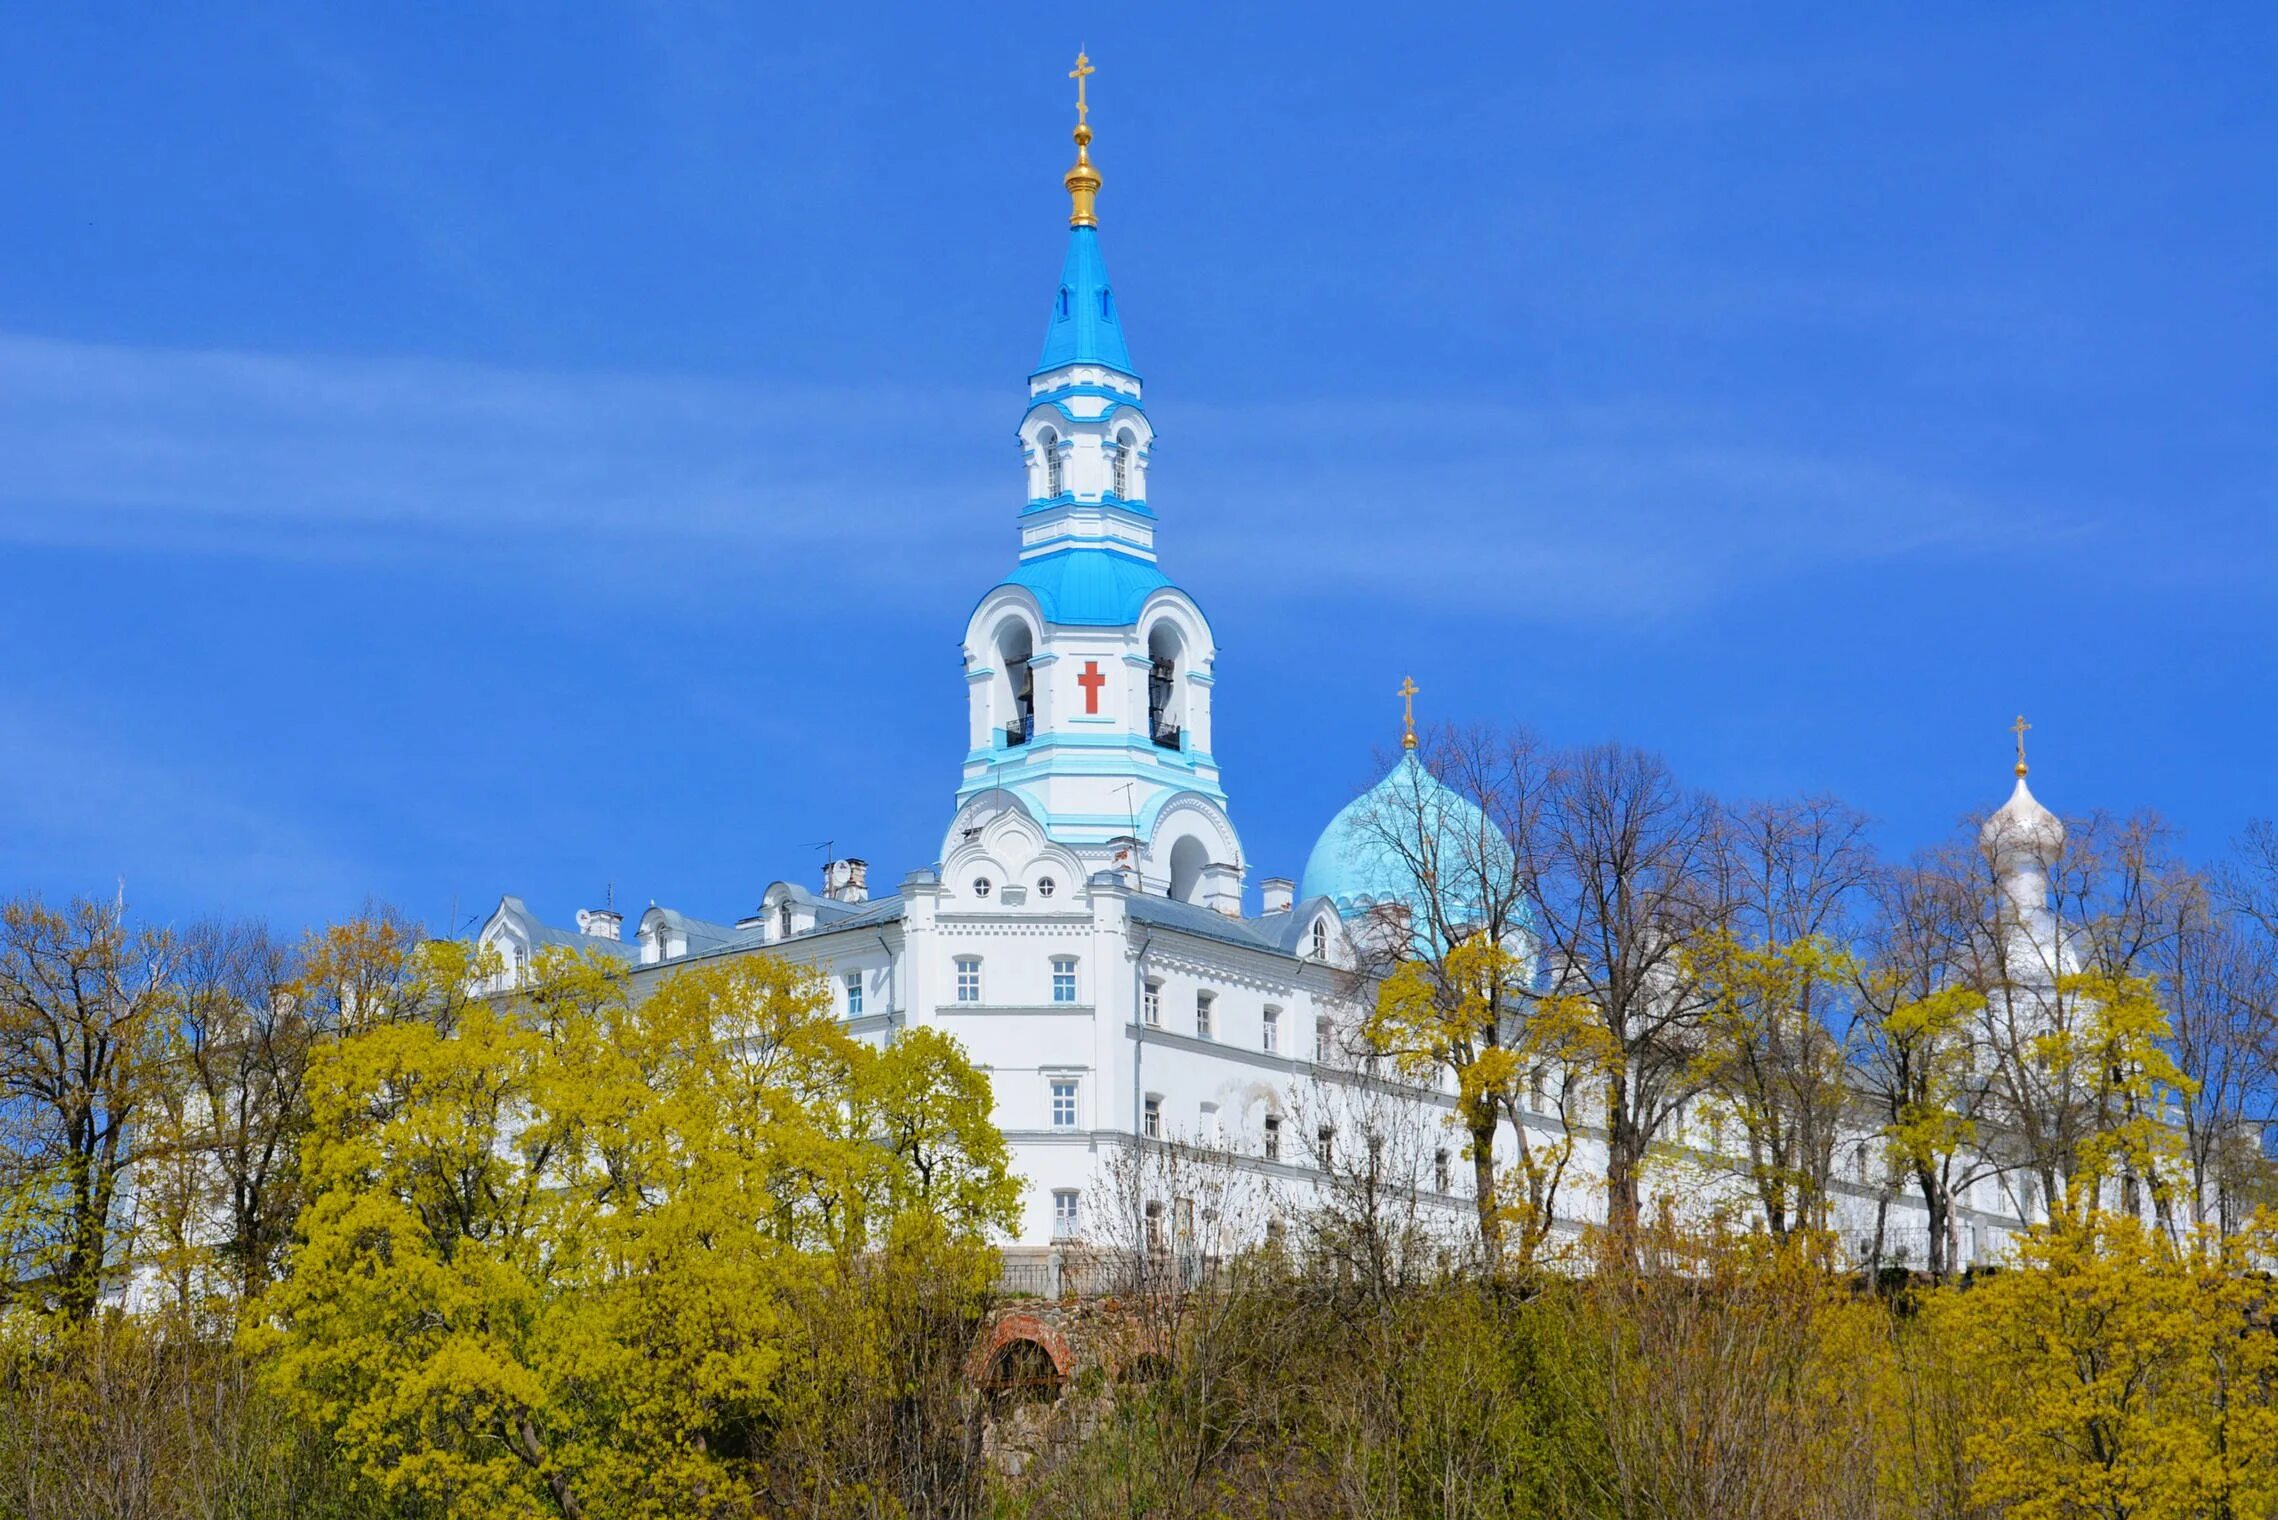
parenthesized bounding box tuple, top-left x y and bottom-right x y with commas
(0, 331, 2064, 623)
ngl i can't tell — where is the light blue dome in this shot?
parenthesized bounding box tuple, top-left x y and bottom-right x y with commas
(1000, 547, 1173, 627)
(1299, 753, 1515, 926)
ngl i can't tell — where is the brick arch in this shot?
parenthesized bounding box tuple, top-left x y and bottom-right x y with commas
(969, 1312, 1075, 1382)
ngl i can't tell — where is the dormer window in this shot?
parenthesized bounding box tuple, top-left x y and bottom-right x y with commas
(776, 900, 792, 939)
(1310, 918, 1329, 959)
(1099, 287, 1114, 319)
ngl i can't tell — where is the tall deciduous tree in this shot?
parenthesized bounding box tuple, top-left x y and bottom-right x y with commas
(1528, 743, 1726, 1248)
(0, 894, 174, 1320)
(1349, 725, 1547, 1260)
(1689, 795, 1875, 1242)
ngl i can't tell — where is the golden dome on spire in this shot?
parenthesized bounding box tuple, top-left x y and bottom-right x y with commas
(1064, 50, 1101, 228)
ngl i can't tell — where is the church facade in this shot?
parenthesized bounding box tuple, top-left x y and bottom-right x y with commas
(474, 69, 2086, 1272)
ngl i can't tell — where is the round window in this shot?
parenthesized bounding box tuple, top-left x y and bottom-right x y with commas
(972, 877, 993, 899)
(1037, 876, 1056, 898)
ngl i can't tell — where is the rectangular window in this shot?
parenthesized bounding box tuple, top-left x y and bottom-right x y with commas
(1143, 1095, 1162, 1140)
(1051, 957, 1078, 1004)
(843, 971, 863, 1016)
(1317, 1124, 1335, 1167)
(1434, 1149, 1451, 1194)
(1314, 1016, 1332, 1063)
(1262, 1005, 1280, 1053)
(1145, 1200, 1165, 1254)
(955, 957, 982, 1003)
(1195, 991, 1215, 1041)
(1143, 979, 1162, 1028)
(1263, 1114, 1281, 1162)
(1049, 1078, 1077, 1129)
(1052, 1189, 1081, 1239)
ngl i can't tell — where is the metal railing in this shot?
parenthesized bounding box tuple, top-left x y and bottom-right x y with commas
(993, 1247, 1214, 1300)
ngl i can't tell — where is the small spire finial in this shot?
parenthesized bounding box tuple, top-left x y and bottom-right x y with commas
(1398, 676, 1420, 751)
(2011, 713, 2031, 778)
(1063, 50, 1102, 228)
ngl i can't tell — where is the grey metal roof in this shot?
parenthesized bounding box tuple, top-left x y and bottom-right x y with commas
(1124, 892, 1338, 958)
(489, 896, 637, 961)
(812, 896, 906, 934)
(637, 903, 740, 953)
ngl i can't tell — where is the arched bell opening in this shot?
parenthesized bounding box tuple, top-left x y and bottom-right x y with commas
(1145, 622, 1185, 751)
(1167, 835, 1210, 905)
(993, 618, 1037, 747)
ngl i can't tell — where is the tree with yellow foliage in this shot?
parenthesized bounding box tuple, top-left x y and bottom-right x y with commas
(1930, 1212, 2278, 1520)
(1685, 930, 1859, 1241)
(257, 945, 1017, 1519)
(1370, 928, 1618, 1269)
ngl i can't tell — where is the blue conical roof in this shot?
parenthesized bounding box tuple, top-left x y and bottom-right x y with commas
(1035, 226, 1135, 378)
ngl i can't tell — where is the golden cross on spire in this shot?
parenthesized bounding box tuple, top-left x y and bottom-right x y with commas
(1398, 676, 1420, 751)
(2011, 713, 2031, 778)
(1069, 50, 1095, 126)
(1061, 50, 1102, 228)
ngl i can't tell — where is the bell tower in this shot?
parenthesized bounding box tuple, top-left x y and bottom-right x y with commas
(947, 54, 1242, 906)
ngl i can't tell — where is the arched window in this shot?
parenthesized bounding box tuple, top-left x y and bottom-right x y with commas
(1112, 427, 1135, 498)
(1310, 918, 1329, 959)
(777, 900, 793, 939)
(1039, 429, 1063, 497)
(1056, 286, 1071, 319)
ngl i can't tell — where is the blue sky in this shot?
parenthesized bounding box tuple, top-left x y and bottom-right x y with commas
(1, 5, 2271, 935)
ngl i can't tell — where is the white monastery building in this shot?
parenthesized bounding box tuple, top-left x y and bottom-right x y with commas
(473, 65, 2094, 1274)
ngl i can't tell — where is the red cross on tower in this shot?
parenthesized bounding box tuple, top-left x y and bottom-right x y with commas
(1077, 660, 1108, 714)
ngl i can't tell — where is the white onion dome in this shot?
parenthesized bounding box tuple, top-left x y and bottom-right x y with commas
(1299, 753, 1515, 927)
(1981, 772, 2065, 868)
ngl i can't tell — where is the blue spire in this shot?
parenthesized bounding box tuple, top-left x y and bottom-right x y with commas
(1034, 226, 1136, 379)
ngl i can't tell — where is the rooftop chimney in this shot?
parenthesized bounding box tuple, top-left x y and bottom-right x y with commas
(1106, 835, 1143, 890)
(821, 858, 869, 904)
(575, 907, 623, 942)
(1201, 861, 1244, 918)
(1260, 877, 1295, 915)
